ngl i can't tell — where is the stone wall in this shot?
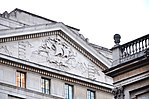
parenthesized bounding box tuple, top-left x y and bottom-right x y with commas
(0, 62, 113, 99)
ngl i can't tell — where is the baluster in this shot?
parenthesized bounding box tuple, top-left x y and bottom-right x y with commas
(147, 36, 149, 48)
(142, 39, 144, 51)
(126, 45, 129, 56)
(132, 43, 135, 55)
(124, 46, 127, 57)
(121, 46, 124, 58)
(138, 40, 141, 52)
(135, 41, 138, 53)
(129, 43, 131, 55)
(145, 37, 147, 49)
(123, 46, 125, 57)
(124, 45, 127, 57)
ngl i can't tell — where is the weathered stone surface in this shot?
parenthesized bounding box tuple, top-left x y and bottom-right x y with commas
(0, 35, 112, 84)
(0, 8, 113, 99)
(106, 34, 149, 99)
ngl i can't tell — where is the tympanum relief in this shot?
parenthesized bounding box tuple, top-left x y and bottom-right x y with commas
(0, 35, 102, 80)
(32, 37, 76, 68)
(0, 45, 12, 56)
(18, 41, 33, 60)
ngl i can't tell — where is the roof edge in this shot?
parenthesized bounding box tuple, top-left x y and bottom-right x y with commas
(11, 8, 80, 31)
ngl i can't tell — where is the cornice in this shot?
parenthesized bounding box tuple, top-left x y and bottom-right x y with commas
(113, 71, 149, 86)
(105, 56, 149, 77)
(0, 57, 112, 93)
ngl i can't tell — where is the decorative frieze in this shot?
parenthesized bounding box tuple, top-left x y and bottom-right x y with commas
(0, 31, 59, 43)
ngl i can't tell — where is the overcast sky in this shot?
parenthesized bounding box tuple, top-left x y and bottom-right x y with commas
(0, 0, 149, 48)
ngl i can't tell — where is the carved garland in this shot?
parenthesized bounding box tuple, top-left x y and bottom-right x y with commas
(0, 30, 106, 70)
(0, 58, 112, 93)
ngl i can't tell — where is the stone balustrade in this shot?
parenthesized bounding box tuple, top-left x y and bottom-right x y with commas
(112, 34, 149, 66)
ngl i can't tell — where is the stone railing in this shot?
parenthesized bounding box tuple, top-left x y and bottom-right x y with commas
(112, 34, 149, 66)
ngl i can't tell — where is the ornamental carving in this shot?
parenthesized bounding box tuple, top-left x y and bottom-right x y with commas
(31, 37, 76, 68)
(18, 41, 33, 60)
(0, 36, 101, 80)
(30, 36, 100, 80)
(112, 86, 124, 99)
(0, 45, 12, 56)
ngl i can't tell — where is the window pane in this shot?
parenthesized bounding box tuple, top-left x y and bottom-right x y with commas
(16, 71, 26, 88)
(87, 90, 90, 99)
(65, 85, 69, 99)
(41, 78, 50, 94)
(16, 72, 20, 87)
(91, 91, 94, 99)
(87, 90, 95, 99)
(69, 86, 73, 99)
(45, 80, 49, 90)
(21, 73, 25, 88)
(65, 84, 73, 99)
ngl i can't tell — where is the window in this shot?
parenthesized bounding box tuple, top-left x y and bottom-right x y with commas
(65, 84, 73, 99)
(87, 89, 95, 99)
(41, 78, 50, 94)
(16, 71, 26, 88)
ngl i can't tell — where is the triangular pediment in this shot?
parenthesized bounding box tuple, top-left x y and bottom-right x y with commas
(0, 20, 112, 85)
(0, 23, 111, 67)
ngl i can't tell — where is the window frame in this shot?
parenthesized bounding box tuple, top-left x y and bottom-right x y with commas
(87, 89, 95, 99)
(16, 71, 26, 88)
(65, 83, 73, 99)
(41, 77, 50, 94)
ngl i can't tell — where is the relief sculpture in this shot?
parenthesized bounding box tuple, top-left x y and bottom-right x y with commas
(112, 86, 124, 99)
(0, 36, 101, 80)
(31, 37, 76, 69)
(88, 64, 100, 80)
(0, 45, 12, 56)
(18, 41, 33, 60)
(88, 64, 95, 79)
(30, 36, 100, 80)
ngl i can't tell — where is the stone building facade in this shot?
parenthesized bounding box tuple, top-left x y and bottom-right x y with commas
(0, 9, 113, 99)
(105, 34, 149, 99)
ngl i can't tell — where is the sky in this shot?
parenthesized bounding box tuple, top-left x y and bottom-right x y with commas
(0, 0, 149, 48)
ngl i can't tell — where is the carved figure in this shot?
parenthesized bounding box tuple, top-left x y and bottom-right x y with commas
(53, 38, 64, 56)
(112, 86, 124, 99)
(31, 36, 100, 81)
(33, 37, 77, 68)
(114, 34, 121, 45)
